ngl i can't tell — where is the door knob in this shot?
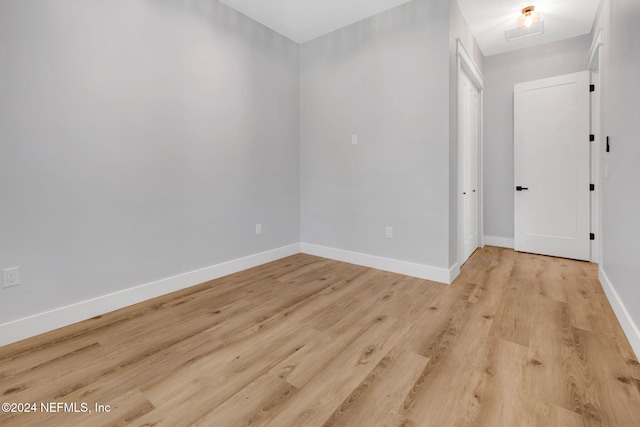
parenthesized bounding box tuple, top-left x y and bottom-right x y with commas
(516, 186, 529, 191)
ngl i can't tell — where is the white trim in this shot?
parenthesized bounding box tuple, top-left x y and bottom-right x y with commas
(479, 89, 485, 251)
(599, 268, 640, 358)
(589, 69, 602, 264)
(0, 244, 301, 347)
(588, 28, 603, 71)
(456, 39, 484, 90)
(449, 262, 460, 283)
(588, 28, 604, 264)
(483, 235, 515, 249)
(300, 243, 455, 284)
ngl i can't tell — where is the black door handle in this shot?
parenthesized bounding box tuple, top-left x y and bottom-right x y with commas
(516, 186, 529, 191)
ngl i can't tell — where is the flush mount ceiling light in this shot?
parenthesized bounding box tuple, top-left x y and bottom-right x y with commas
(517, 5, 541, 29)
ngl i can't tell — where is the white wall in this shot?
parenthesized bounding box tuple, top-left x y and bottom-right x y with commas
(300, 0, 452, 270)
(482, 36, 592, 241)
(0, 0, 300, 325)
(595, 0, 640, 355)
(0, 0, 488, 343)
(448, 0, 484, 266)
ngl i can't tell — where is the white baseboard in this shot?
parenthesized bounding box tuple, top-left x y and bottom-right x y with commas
(0, 243, 301, 347)
(300, 243, 455, 284)
(483, 235, 514, 249)
(449, 262, 460, 283)
(599, 268, 640, 359)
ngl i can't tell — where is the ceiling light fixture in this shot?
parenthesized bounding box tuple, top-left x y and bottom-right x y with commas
(517, 5, 541, 29)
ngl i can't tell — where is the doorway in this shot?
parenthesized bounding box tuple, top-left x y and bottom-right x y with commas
(456, 40, 484, 267)
(514, 71, 591, 261)
(459, 71, 480, 263)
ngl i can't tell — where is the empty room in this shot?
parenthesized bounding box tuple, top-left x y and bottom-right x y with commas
(1, 0, 639, 425)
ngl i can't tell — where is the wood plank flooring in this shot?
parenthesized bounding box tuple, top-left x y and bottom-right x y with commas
(1, 246, 639, 426)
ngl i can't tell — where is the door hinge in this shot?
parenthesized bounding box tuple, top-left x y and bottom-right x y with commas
(590, 84, 595, 92)
(590, 233, 595, 240)
(590, 184, 595, 191)
(606, 136, 610, 152)
(590, 134, 595, 142)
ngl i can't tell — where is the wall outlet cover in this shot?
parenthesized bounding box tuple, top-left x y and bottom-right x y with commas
(3, 267, 21, 288)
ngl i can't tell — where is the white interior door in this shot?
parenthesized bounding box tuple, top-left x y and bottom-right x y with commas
(460, 71, 480, 263)
(514, 71, 590, 261)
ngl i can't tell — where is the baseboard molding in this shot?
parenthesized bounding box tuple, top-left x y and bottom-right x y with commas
(300, 243, 454, 284)
(449, 262, 461, 284)
(599, 267, 640, 359)
(483, 235, 514, 249)
(0, 243, 301, 347)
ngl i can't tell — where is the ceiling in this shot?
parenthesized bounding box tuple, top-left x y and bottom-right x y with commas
(218, 0, 601, 56)
(218, 0, 414, 44)
(456, 0, 600, 56)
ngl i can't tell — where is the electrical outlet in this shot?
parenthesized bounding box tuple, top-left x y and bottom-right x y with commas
(3, 267, 20, 288)
(385, 227, 393, 239)
(256, 224, 262, 235)
(352, 134, 358, 145)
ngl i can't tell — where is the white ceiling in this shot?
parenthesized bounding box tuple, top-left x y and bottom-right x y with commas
(218, 0, 600, 56)
(456, 0, 601, 56)
(218, 0, 414, 44)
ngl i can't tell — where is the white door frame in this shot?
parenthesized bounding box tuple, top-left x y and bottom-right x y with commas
(588, 28, 604, 264)
(456, 39, 484, 266)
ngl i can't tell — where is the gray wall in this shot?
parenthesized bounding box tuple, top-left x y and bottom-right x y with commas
(448, 0, 484, 266)
(300, 0, 451, 268)
(482, 35, 591, 240)
(597, 0, 640, 337)
(0, 0, 300, 324)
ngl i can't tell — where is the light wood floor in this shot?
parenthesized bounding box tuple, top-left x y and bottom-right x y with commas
(1, 246, 639, 426)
